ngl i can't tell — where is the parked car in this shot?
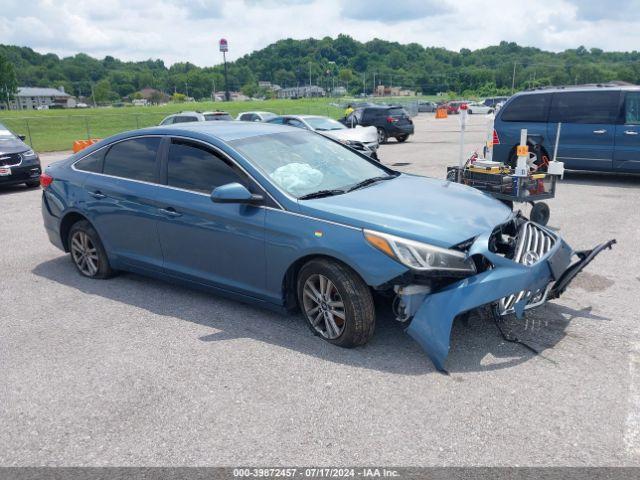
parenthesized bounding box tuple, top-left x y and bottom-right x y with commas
(492, 85, 640, 173)
(267, 115, 379, 158)
(40, 122, 612, 370)
(483, 96, 509, 108)
(465, 102, 494, 115)
(446, 101, 471, 115)
(236, 111, 277, 122)
(0, 123, 41, 188)
(418, 101, 437, 113)
(340, 105, 414, 144)
(159, 111, 233, 125)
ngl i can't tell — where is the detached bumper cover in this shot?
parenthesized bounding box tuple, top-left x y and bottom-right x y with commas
(405, 227, 615, 371)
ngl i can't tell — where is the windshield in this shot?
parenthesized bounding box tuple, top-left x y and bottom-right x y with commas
(260, 112, 277, 121)
(0, 128, 16, 141)
(230, 131, 390, 198)
(387, 108, 407, 116)
(304, 117, 346, 131)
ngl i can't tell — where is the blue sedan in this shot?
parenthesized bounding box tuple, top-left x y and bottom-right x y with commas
(40, 122, 613, 370)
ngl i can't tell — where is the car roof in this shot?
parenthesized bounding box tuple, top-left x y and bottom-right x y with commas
(153, 121, 296, 141)
(203, 111, 230, 115)
(515, 84, 640, 96)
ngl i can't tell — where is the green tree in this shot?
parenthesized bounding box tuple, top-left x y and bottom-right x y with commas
(93, 79, 116, 103)
(0, 54, 18, 108)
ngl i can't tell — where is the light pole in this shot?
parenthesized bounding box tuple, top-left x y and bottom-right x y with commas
(219, 38, 230, 102)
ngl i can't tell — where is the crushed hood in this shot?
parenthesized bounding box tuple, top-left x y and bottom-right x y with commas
(297, 174, 513, 248)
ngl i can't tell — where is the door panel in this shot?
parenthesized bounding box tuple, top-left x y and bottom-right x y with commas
(156, 139, 268, 299)
(81, 136, 164, 271)
(614, 91, 640, 172)
(546, 91, 619, 171)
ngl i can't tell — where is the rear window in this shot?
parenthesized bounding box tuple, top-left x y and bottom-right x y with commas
(103, 137, 160, 182)
(75, 149, 104, 173)
(549, 91, 620, 124)
(173, 116, 198, 123)
(625, 92, 640, 125)
(501, 94, 551, 122)
(387, 108, 406, 116)
(204, 113, 232, 121)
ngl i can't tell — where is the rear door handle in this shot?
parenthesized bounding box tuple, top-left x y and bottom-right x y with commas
(624, 130, 639, 136)
(593, 129, 607, 135)
(88, 190, 106, 199)
(159, 207, 182, 217)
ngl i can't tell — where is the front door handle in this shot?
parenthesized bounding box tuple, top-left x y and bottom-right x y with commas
(593, 129, 607, 135)
(624, 130, 639, 136)
(88, 190, 106, 199)
(159, 207, 182, 217)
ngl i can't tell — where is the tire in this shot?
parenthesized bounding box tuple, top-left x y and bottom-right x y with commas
(68, 220, 115, 279)
(396, 134, 409, 143)
(530, 202, 550, 226)
(467, 110, 473, 115)
(25, 180, 40, 188)
(376, 127, 388, 144)
(297, 258, 375, 348)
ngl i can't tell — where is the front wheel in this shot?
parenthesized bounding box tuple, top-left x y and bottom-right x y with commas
(396, 134, 409, 143)
(68, 220, 115, 279)
(297, 259, 375, 348)
(376, 128, 388, 144)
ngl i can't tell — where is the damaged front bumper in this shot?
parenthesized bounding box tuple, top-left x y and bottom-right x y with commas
(400, 221, 615, 371)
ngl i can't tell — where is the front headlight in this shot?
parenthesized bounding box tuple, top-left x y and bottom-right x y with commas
(364, 229, 476, 273)
(21, 149, 37, 159)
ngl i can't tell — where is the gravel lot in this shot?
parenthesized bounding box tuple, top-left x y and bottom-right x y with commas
(1, 114, 639, 466)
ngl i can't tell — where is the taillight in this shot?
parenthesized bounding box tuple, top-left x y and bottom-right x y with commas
(40, 173, 53, 188)
(492, 129, 500, 145)
(386, 116, 398, 123)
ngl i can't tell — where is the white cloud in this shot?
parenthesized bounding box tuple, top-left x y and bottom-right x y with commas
(0, 0, 636, 67)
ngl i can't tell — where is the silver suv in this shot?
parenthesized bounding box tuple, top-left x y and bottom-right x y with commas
(159, 111, 233, 125)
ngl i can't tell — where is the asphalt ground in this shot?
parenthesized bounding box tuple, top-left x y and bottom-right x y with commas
(1, 114, 639, 466)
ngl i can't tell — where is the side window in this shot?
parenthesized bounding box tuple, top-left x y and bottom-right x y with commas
(624, 92, 640, 125)
(285, 118, 305, 129)
(173, 116, 198, 123)
(103, 137, 160, 182)
(160, 117, 174, 126)
(268, 117, 284, 124)
(549, 91, 620, 124)
(167, 140, 246, 193)
(501, 94, 551, 122)
(75, 149, 104, 173)
(239, 114, 251, 121)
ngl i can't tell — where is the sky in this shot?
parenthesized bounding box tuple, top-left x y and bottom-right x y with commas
(0, 0, 638, 66)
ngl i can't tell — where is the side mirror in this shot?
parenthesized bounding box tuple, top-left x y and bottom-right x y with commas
(211, 182, 263, 204)
(18, 135, 26, 141)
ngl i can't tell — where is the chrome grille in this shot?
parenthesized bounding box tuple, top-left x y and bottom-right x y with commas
(499, 221, 556, 314)
(0, 153, 22, 167)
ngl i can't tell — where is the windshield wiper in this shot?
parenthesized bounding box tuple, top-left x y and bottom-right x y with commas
(298, 189, 346, 200)
(347, 174, 398, 192)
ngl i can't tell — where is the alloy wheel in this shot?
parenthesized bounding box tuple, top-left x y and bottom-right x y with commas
(70, 231, 99, 276)
(302, 274, 346, 339)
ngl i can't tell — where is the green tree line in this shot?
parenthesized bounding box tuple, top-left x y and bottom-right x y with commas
(1, 36, 639, 102)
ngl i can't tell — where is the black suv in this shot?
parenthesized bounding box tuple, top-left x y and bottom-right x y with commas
(340, 105, 414, 144)
(0, 123, 41, 188)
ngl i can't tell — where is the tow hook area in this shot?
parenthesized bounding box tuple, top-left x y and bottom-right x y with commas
(393, 285, 430, 322)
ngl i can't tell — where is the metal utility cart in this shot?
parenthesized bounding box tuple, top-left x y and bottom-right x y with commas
(446, 165, 558, 225)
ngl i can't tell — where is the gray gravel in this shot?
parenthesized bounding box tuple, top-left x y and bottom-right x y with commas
(1, 114, 639, 466)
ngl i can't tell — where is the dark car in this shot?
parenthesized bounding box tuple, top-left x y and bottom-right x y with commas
(492, 85, 640, 173)
(0, 123, 41, 188)
(418, 101, 437, 112)
(483, 96, 509, 108)
(340, 105, 414, 144)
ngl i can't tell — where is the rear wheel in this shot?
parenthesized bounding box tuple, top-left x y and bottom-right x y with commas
(297, 259, 375, 348)
(68, 220, 114, 279)
(376, 128, 388, 144)
(396, 134, 409, 143)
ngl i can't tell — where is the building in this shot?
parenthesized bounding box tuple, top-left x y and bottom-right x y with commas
(331, 86, 347, 96)
(136, 88, 170, 104)
(10, 87, 77, 110)
(375, 85, 417, 97)
(277, 85, 325, 99)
